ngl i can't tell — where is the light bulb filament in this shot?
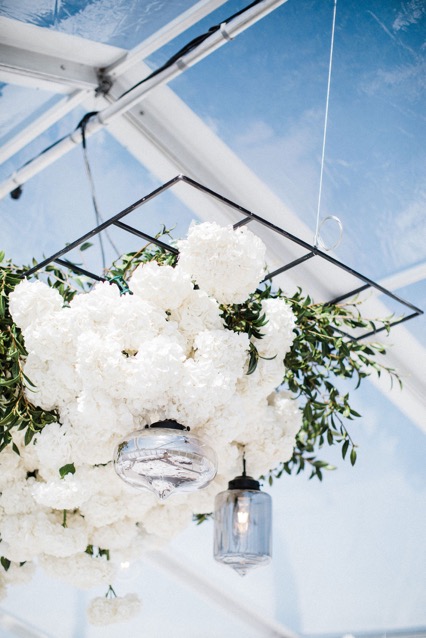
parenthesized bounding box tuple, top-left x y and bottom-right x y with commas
(236, 510, 249, 533)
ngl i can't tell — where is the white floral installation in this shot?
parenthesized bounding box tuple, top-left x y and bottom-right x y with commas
(0, 221, 397, 624)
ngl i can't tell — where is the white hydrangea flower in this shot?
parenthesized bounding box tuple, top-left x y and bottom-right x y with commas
(42, 513, 89, 559)
(241, 392, 302, 478)
(9, 279, 63, 330)
(87, 593, 142, 626)
(237, 355, 286, 398)
(34, 422, 74, 475)
(130, 261, 193, 310)
(69, 281, 121, 329)
(0, 514, 45, 562)
(89, 518, 139, 551)
(121, 335, 186, 415)
(78, 465, 137, 528)
(0, 447, 26, 489)
(257, 297, 296, 359)
(176, 222, 266, 304)
(140, 503, 193, 539)
(177, 329, 249, 424)
(40, 553, 116, 589)
(268, 389, 303, 438)
(19, 353, 61, 411)
(104, 294, 167, 351)
(0, 478, 39, 515)
(169, 288, 223, 350)
(31, 473, 92, 510)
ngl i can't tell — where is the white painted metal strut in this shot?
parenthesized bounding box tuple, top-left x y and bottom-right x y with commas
(0, 0, 288, 200)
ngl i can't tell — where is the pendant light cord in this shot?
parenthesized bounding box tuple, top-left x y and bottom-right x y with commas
(79, 114, 121, 270)
(314, 0, 342, 251)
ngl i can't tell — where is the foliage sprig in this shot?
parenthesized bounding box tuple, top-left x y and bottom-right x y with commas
(0, 255, 59, 453)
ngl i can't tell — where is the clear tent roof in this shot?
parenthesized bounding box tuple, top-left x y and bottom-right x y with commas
(0, 0, 425, 636)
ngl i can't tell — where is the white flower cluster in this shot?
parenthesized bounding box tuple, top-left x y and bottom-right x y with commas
(177, 221, 266, 304)
(2, 221, 301, 624)
(87, 593, 142, 625)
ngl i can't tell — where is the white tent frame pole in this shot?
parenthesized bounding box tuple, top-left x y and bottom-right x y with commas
(0, 0, 228, 166)
(0, 0, 287, 199)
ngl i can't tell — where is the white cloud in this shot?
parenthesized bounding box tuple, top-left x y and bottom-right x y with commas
(393, 0, 426, 32)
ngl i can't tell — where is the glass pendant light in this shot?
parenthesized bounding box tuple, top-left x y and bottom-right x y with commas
(213, 457, 272, 576)
(114, 419, 217, 500)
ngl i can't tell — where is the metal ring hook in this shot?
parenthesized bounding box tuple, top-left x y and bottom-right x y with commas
(316, 215, 343, 252)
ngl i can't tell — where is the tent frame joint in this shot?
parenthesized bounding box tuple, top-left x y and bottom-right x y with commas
(95, 68, 114, 96)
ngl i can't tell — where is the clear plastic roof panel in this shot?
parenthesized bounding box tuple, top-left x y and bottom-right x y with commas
(0, 122, 198, 269)
(0, 0, 208, 49)
(0, 82, 63, 148)
(149, 0, 426, 280)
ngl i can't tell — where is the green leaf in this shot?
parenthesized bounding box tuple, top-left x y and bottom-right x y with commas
(247, 347, 258, 375)
(12, 442, 21, 456)
(59, 463, 76, 478)
(0, 374, 20, 387)
(350, 448, 357, 466)
(1, 557, 11, 571)
(342, 439, 350, 460)
(192, 513, 213, 525)
(79, 242, 93, 251)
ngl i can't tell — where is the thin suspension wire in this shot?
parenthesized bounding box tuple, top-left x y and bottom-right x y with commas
(80, 115, 121, 269)
(314, 0, 338, 248)
(81, 142, 106, 270)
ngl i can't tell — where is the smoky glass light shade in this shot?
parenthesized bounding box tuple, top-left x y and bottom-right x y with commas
(114, 420, 217, 501)
(214, 477, 272, 576)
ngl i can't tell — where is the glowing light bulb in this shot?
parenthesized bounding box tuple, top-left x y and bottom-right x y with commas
(235, 497, 250, 534)
(214, 471, 272, 577)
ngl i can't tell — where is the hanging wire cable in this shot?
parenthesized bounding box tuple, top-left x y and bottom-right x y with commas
(314, 0, 342, 251)
(116, 0, 265, 100)
(79, 113, 121, 269)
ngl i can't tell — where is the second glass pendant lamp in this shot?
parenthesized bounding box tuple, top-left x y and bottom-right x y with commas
(213, 457, 272, 576)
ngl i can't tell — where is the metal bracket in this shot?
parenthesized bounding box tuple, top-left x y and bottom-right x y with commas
(95, 68, 113, 96)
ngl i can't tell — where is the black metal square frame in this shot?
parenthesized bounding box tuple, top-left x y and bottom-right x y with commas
(24, 174, 423, 340)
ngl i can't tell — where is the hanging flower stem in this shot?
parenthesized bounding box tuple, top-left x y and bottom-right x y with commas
(106, 585, 117, 599)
